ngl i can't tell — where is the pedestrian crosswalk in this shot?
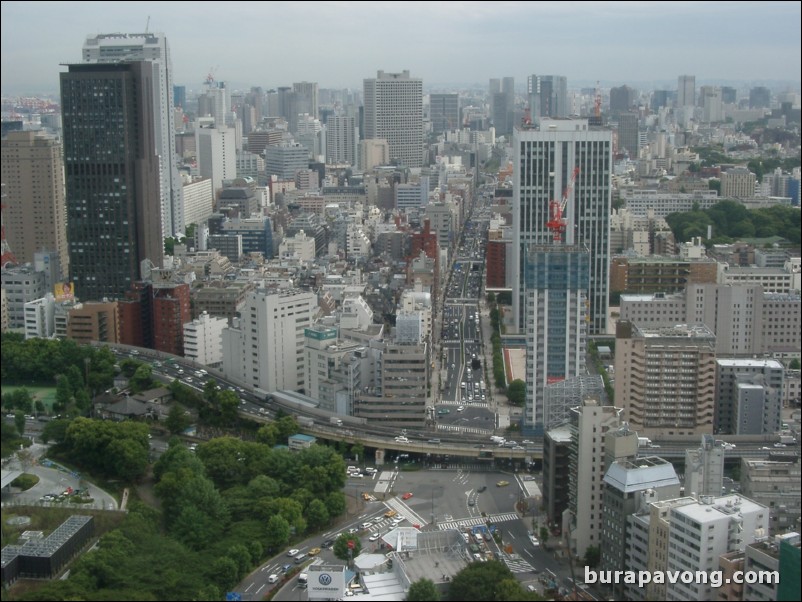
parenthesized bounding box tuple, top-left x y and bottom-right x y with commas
(503, 553, 535, 573)
(436, 512, 520, 531)
(436, 423, 493, 435)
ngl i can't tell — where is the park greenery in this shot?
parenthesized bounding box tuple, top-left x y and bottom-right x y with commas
(665, 200, 801, 246)
(446, 560, 544, 601)
(406, 577, 440, 601)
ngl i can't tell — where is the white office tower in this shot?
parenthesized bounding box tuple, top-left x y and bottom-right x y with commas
(512, 120, 612, 336)
(684, 434, 725, 498)
(23, 294, 56, 339)
(83, 33, 184, 236)
(183, 311, 227, 367)
(363, 70, 423, 168)
(666, 495, 769, 601)
(222, 288, 317, 393)
(196, 125, 237, 196)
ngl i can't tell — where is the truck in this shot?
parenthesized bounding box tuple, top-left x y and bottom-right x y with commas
(298, 416, 314, 428)
(779, 435, 797, 445)
(330, 416, 343, 427)
(637, 437, 652, 448)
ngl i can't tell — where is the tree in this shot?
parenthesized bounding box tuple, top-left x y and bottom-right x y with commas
(226, 544, 252, 580)
(264, 514, 291, 553)
(407, 578, 440, 601)
(507, 379, 526, 406)
(55, 376, 74, 411)
(539, 526, 549, 545)
(209, 556, 239, 592)
(325, 491, 347, 518)
(584, 545, 601, 568)
(305, 498, 330, 531)
(106, 437, 149, 482)
(14, 410, 26, 436)
(165, 403, 191, 435)
(129, 364, 154, 393)
(41, 418, 71, 445)
(789, 359, 801, 370)
(447, 561, 529, 601)
(333, 533, 362, 561)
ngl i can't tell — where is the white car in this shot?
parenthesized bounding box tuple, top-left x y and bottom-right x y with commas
(457, 406, 465, 412)
(287, 548, 300, 557)
(369, 533, 381, 542)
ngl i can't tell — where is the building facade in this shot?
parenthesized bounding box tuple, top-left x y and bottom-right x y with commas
(61, 61, 163, 301)
(83, 33, 184, 237)
(1, 132, 68, 278)
(183, 311, 227, 366)
(513, 120, 612, 336)
(363, 70, 423, 168)
(222, 288, 317, 393)
(615, 322, 717, 437)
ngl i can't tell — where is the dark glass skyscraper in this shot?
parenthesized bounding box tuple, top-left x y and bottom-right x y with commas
(61, 62, 163, 301)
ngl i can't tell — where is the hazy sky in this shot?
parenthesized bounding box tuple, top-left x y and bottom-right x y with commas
(2, 1, 800, 96)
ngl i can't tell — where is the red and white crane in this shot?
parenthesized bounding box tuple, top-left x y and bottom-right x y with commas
(545, 167, 580, 243)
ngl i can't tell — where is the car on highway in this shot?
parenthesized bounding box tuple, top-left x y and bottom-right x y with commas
(308, 547, 321, 556)
(287, 548, 300, 557)
(496, 480, 509, 487)
(477, 485, 487, 493)
(402, 492, 414, 500)
(437, 408, 450, 415)
(321, 539, 335, 549)
(369, 533, 381, 542)
(457, 406, 465, 412)
(268, 574, 279, 584)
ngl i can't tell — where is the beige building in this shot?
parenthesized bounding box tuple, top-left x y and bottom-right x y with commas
(721, 167, 757, 199)
(615, 322, 716, 437)
(359, 138, 390, 171)
(563, 398, 624, 560)
(1, 132, 68, 277)
(66, 301, 119, 344)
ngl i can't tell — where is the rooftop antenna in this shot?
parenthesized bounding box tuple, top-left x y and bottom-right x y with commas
(145, 16, 150, 33)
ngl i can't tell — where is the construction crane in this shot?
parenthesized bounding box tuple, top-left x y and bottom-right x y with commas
(545, 167, 580, 243)
(594, 80, 601, 119)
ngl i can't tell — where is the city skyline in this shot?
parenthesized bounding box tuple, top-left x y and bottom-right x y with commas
(2, 1, 800, 96)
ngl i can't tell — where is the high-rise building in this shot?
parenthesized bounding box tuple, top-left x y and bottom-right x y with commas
(615, 322, 717, 437)
(512, 119, 612, 336)
(60, 62, 163, 301)
(293, 81, 319, 120)
(701, 85, 723, 122)
(721, 167, 757, 198)
(326, 115, 358, 166)
(564, 398, 625, 560)
(363, 70, 423, 168)
(609, 85, 636, 115)
(83, 33, 184, 237)
(522, 245, 590, 431)
(1, 132, 68, 278)
(749, 86, 771, 109)
(527, 75, 568, 121)
(196, 124, 237, 195)
(430, 93, 459, 134)
(617, 112, 640, 157)
(222, 288, 317, 392)
(677, 74, 696, 107)
(741, 458, 801, 535)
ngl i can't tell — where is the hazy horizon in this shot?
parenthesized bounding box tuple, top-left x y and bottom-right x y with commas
(2, 1, 800, 97)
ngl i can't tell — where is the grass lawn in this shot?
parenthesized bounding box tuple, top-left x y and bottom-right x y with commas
(2, 385, 57, 412)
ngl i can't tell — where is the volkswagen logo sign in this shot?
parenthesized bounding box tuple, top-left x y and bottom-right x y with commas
(319, 573, 332, 586)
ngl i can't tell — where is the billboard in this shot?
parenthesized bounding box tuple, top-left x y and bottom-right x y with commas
(54, 282, 75, 302)
(308, 565, 346, 599)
